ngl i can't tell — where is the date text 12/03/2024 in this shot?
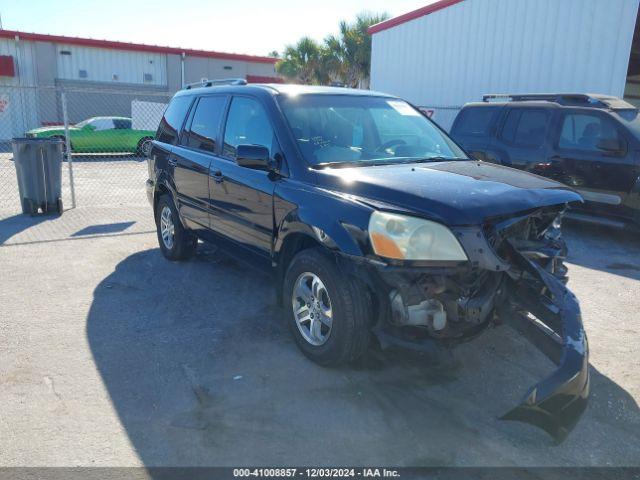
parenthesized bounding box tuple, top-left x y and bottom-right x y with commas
(233, 468, 400, 478)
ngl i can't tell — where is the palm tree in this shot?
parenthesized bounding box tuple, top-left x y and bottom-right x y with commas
(276, 37, 324, 85)
(276, 12, 389, 87)
(352, 12, 389, 88)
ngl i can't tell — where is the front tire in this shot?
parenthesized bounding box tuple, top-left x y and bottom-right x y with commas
(137, 137, 153, 157)
(283, 247, 371, 366)
(155, 194, 197, 261)
(51, 135, 71, 155)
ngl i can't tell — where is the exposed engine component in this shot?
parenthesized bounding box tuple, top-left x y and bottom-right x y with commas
(389, 290, 447, 332)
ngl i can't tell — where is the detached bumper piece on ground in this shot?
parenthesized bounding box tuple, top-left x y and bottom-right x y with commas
(498, 241, 589, 442)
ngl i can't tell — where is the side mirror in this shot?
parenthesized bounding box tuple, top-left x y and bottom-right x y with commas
(236, 144, 272, 170)
(83, 124, 95, 131)
(596, 138, 624, 155)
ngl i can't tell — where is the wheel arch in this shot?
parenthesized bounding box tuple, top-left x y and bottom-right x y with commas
(273, 204, 373, 306)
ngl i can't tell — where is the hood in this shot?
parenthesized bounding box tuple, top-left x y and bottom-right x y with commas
(314, 161, 582, 225)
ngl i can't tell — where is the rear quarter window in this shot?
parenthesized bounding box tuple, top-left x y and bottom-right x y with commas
(452, 107, 498, 136)
(156, 96, 192, 145)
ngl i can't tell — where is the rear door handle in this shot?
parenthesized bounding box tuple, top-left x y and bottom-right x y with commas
(167, 156, 177, 167)
(210, 169, 224, 183)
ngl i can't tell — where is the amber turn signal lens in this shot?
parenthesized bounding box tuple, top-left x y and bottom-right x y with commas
(370, 232, 405, 259)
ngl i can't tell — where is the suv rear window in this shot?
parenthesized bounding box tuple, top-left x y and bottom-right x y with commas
(452, 108, 497, 136)
(157, 96, 192, 145)
(500, 109, 549, 148)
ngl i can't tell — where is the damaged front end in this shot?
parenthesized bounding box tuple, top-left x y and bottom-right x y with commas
(366, 206, 589, 442)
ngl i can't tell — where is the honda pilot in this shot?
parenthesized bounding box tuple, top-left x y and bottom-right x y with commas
(146, 80, 589, 441)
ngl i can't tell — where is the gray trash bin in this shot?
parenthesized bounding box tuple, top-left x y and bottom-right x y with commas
(12, 138, 64, 215)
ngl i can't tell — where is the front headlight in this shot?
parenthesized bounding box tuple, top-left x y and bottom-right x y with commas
(368, 211, 468, 261)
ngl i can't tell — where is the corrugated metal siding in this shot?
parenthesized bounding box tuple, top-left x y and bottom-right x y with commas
(370, 0, 640, 130)
(0, 38, 39, 138)
(56, 44, 167, 86)
(0, 38, 37, 86)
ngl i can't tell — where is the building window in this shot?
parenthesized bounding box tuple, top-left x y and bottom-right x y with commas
(0, 55, 15, 77)
(143, 73, 153, 83)
(78, 69, 88, 79)
(59, 50, 72, 56)
(224, 66, 233, 70)
(112, 74, 119, 81)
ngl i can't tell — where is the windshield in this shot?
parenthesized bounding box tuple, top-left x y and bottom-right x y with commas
(278, 94, 468, 167)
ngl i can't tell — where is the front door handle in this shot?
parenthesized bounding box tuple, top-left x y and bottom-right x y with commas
(210, 169, 224, 183)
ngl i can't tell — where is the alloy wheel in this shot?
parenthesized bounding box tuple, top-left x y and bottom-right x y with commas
(292, 272, 333, 346)
(160, 205, 175, 250)
(141, 139, 152, 157)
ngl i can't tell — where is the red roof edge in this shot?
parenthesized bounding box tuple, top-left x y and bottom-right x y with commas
(368, 0, 466, 34)
(246, 74, 284, 84)
(0, 29, 279, 64)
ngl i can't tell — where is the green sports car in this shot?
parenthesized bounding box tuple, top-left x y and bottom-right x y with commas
(26, 116, 155, 156)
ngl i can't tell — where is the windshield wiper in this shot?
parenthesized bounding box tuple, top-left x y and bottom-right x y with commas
(311, 157, 469, 170)
(311, 159, 405, 169)
(409, 156, 468, 163)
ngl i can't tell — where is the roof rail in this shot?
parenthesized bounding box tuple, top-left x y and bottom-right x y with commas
(482, 93, 636, 110)
(184, 78, 247, 89)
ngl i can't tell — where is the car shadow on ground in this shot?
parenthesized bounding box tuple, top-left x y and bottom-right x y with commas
(86, 245, 640, 468)
(564, 222, 640, 281)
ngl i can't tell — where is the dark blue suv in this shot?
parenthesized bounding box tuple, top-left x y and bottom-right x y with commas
(450, 94, 640, 229)
(146, 81, 589, 441)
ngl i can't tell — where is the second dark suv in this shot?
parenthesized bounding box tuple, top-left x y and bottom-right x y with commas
(450, 94, 640, 228)
(147, 81, 588, 441)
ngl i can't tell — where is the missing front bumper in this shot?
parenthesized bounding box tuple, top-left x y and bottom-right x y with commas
(498, 243, 589, 442)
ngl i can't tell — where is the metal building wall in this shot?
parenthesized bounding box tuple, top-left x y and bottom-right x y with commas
(55, 44, 167, 86)
(0, 38, 38, 138)
(370, 0, 640, 130)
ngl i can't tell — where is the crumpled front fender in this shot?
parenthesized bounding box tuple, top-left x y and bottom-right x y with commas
(497, 242, 589, 442)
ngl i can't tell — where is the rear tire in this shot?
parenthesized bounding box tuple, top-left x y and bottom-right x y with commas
(283, 247, 371, 366)
(155, 194, 197, 261)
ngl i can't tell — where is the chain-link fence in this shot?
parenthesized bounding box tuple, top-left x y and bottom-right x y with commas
(0, 84, 174, 243)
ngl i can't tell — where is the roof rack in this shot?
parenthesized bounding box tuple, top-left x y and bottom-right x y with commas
(184, 78, 247, 89)
(482, 93, 636, 110)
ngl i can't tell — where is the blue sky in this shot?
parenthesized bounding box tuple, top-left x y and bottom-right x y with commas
(0, 0, 432, 57)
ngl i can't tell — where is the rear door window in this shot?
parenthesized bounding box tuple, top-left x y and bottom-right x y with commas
(181, 95, 227, 153)
(156, 96, 192, 145)
(500, 108, 549, 148)
(452, 108, 497, 136)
